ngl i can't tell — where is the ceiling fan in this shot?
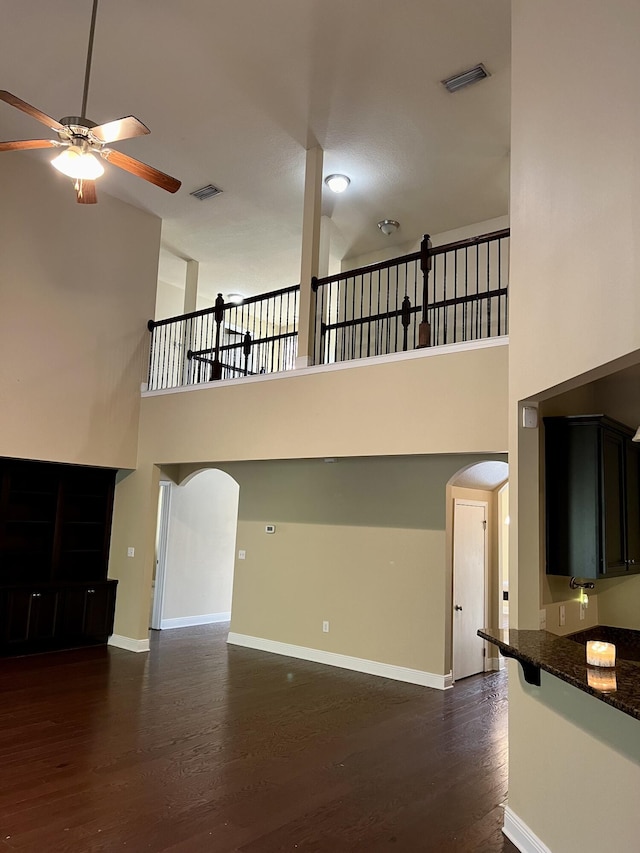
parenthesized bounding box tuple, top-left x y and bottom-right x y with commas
(0, 0, 181, 204)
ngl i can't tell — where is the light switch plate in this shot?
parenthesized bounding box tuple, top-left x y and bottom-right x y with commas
(522, 406, 538, 429)
(238, 550, 246, 560)
(127, 547, 135, 558)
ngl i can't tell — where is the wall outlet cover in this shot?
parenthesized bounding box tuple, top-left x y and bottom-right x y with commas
(265, 524, 276, 534)
(127, 547, 135, 557)
(238, 550, 246, 560)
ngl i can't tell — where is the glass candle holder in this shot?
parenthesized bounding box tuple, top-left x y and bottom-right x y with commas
(586, 640, 616, 668)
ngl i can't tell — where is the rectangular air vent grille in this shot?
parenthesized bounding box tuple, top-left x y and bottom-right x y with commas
(442, 63, 490, 94)
(190, 184, 223, 201)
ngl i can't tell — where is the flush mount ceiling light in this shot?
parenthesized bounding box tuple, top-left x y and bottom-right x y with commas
(227, 293, 244, 304)
(441, 63, 490, 94)
(324, 174, 350, 194)
(377, 219, 400, 236)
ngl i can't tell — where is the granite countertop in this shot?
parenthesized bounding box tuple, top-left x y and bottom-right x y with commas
(478, 625, 640, 721)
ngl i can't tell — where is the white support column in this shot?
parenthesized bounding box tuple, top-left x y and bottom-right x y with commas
(296, 146, 324, 368)
(182, 260, 199, 385)
(184, 259, 199, 314)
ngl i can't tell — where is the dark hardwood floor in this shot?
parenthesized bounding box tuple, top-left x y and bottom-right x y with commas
(0, 624, 518, 852)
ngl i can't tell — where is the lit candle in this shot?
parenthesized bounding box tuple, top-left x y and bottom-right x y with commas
(586, 640, 616, 668)
(587, 667, 617, 692)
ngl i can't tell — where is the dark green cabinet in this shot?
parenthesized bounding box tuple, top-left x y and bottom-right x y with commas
(545, 415, 640, 578)
(0, 459, 117, 656)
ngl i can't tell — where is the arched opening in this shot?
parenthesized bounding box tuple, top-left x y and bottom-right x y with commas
(151, 468, 240, 630)
(446, 460, 509, 682)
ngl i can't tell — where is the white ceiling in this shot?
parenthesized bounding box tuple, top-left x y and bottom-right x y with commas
(0, 0, 510, 300)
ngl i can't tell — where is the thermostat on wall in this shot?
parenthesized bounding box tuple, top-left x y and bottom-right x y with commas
(265, 524, 276, 534)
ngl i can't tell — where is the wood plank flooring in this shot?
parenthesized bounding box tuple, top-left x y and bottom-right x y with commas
(0, 624, 518, 852)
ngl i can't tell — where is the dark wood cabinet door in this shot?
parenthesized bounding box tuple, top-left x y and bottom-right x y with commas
(3, 588, 59, 646)
(602, 429, 627, 573)
(83, 584, 116, 639)
(625, 440, 640, 568)
(58, 581, 117, 643)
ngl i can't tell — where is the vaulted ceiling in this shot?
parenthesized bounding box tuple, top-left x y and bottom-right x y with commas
(0, 0, 510, 300)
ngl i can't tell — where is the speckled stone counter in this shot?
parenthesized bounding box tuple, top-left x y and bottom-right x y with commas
(478, 626, 640, 721)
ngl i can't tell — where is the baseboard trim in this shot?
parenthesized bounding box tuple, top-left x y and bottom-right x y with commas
(227, 632, 451, 690)
(108, 634, 150, 653)
(504, 807, 552, 853)
(160, 612, 231, 630)
(488, 656, 504, 672)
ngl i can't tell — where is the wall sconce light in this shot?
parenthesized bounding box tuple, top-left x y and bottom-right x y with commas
(633, 426, 640, 442)
(377, 219, 400, 236)
(324, 174, 350, 193)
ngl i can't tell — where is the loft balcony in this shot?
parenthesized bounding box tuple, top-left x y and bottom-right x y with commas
(145, 228, 509, 393)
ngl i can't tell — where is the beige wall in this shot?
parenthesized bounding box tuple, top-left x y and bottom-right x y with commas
(110, 343, 508, 645)
(223, 455, 505, 675)
(162, 469, 239, 622)
(509, 1, 640, 849)
(0, 157, 161, 469)
(139, 342, 508, 464)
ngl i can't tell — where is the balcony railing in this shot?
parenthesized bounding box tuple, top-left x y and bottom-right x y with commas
(146, 229, 509, 391)
(311, 228, 509, 365)
(147, 286, 298, 391)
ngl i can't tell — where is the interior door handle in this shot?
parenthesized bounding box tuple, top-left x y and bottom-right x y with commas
(454, 605, 463, 611)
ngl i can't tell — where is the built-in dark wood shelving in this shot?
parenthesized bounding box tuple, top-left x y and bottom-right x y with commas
(0, 458, 118, 656)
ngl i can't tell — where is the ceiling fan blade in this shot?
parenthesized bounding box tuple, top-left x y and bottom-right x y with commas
(103, 149, 181, 193)
(75, 179, 97, 204)
(0, 90, 66, 132)
(90, 116, 150, 144)
(0, 139, 59, 151)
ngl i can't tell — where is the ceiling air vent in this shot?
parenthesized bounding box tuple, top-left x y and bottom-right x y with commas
(441, 63, 490, 94)
(190, 184, 223, 201)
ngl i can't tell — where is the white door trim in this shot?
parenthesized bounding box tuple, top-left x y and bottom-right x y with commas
(151, 481, 172, 630)
(452, 498, 489, 681)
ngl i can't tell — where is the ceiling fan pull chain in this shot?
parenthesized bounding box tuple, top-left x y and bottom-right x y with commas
(81, 0, 100, 119)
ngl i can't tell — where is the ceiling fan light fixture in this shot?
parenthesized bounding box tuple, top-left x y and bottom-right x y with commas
(324, 174, 350, 194)
(51, 147, 104, 180)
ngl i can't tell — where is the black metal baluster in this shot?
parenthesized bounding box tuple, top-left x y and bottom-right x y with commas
(475, 247, 480, 340)
(485, 243, 491, 338)
(463, 247, 469, 341)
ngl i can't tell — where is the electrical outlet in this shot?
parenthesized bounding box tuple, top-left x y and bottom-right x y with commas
(559, 604, 566, 627)
(322, 620, 329, 633)
(127, 547, 135, 558)
(238, 550, 246, 560)
(539, 609, 547, 630)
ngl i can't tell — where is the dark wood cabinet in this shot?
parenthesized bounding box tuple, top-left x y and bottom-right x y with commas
(0, 459, 117, 656)
(544, 415, 640, 579)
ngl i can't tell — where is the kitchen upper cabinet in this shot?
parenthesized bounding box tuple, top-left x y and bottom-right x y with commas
(544, 415, 640, 579)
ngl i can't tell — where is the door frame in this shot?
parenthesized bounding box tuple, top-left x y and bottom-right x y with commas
(452, 498, 489, 681)
(150, 481, 172, 630)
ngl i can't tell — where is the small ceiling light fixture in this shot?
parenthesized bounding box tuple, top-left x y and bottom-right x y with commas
(227, 293, 244, 305)
(442, 63, 490, 94)
(324, 174, 350, 194)
(377, 219, 400, 236)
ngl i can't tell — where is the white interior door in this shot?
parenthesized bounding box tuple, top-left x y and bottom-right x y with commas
(453, 500, 487, 681)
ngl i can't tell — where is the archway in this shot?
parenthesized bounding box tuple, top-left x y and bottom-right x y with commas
(151, 468, 240, 630)
(446, 460, 509, 681)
